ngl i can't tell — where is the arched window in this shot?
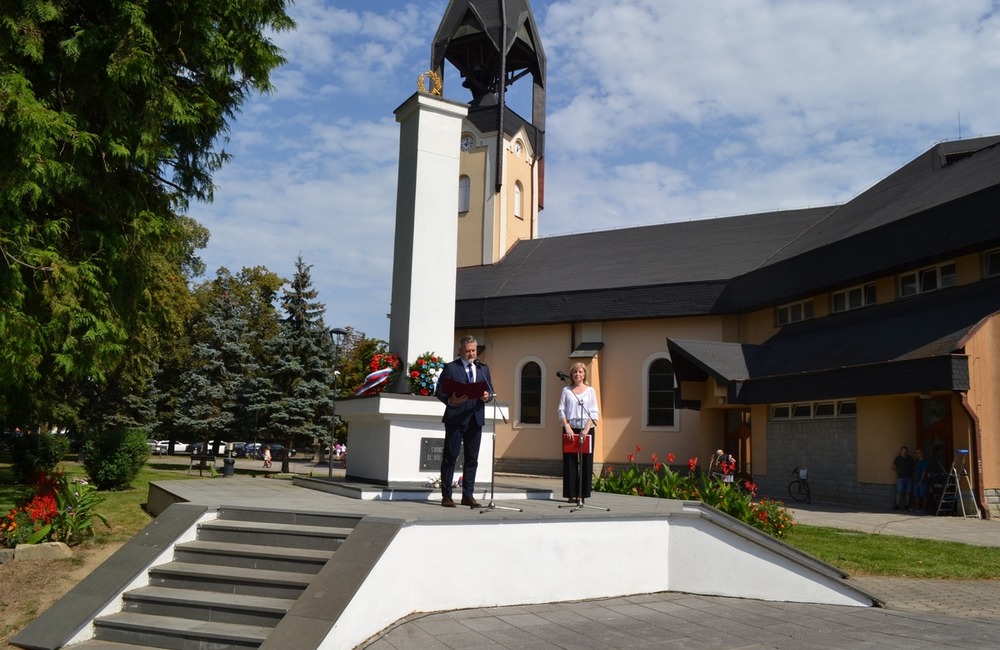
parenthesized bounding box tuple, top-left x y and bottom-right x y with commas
(647, 357, 676, 427)
(518, 360, 542, 425)
(513, 181, 523, 219)
(458, 175, 471, 213)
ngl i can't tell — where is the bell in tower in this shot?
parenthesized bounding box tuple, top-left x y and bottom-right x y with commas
(431, 0, 547, 266)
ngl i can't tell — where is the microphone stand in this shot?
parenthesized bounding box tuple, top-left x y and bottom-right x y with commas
(559, 393, 609, 512)
(478, 362, 521, 514)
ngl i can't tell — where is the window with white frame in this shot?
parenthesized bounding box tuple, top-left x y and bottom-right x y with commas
(832, 283, 876, 313)
(458, 175, 471, 213)
(516, 358, 543, 426)
(899, 262, 956, 297)
(646, 357, 677, 427)
(513, 181, 523, 219)
(770, 400, 856, 420)
(776, 299, 814, 326)
(985, 248, 1000, 277)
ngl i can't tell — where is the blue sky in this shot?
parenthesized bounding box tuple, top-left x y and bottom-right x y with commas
(186, 0, 1000, 342)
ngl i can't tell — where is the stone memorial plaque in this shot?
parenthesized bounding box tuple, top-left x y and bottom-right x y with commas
(420, 437, 463, 472)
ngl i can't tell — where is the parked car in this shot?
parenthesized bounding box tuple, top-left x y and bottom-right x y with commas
(242, 442, 262, 458)
(189, 440, 229, 456)
(149, 440, 190, 455)
(255, 443, 295, 461)
(230, 441, 248, 457)
(147, 439, 169, 455)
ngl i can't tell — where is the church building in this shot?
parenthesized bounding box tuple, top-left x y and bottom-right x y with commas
(431, 0, 1000, 517)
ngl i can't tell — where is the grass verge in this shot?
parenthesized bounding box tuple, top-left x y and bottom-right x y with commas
(784, 524, 1000, 579)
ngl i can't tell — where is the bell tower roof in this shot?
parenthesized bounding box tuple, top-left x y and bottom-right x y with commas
(431, 0, 546, 142)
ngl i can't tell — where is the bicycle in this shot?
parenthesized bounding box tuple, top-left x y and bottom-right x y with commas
(788, 467, 811, 504)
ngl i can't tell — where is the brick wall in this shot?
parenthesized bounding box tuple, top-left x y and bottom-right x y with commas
(755, 418, 894, 509)
(985, 487, 1000, 520)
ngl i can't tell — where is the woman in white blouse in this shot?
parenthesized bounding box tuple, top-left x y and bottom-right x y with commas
(558, 362, 599, 503)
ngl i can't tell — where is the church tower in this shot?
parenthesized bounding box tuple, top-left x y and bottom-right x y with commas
(431, 0, 546, 267)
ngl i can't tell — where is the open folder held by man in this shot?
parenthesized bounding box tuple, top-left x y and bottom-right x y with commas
(438, 376, 489, 401)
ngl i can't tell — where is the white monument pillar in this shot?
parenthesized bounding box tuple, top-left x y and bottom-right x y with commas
(388, 93, 467, 374)
(335, 91, 505, 490)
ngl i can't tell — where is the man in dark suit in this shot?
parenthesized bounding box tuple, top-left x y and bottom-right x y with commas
(436, 335, 492, 508)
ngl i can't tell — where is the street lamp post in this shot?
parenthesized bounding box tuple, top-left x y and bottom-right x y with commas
(329, 327, 348, 478)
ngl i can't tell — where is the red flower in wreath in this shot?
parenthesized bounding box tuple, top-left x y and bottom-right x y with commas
(355, 352, 401, 397)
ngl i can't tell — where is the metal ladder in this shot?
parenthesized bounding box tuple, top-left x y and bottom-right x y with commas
(935, 449, 981, 518)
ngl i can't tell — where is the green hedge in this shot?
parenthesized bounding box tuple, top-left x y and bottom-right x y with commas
(10, 433, 70, 484)
(83, 429, 150, 490)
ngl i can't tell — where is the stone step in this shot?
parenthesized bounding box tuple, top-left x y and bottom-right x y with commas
(216, 506, 362, 530)
(122, 585, 295, 627)
(54, 641, 137, 650)
(148, 561, 313, 599)
(93, 611, 269, 649)
(196, 518, 352, 551)
(173, 539, 333, 573)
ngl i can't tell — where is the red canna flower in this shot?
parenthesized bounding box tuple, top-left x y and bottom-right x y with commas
(667, 453, 675, 464)
(654, 462, 663, 472)
(650, 453, 658, 464)
(627, 453, 635, 463)
(688, 457, 698, 471)
(634, 444, 642, 454)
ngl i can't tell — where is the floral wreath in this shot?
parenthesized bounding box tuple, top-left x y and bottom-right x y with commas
(408, 352, 445, 396)
(356, 352, 401, 397)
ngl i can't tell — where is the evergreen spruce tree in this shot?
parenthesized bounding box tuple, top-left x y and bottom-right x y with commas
(266, 256, 335, 473)
(175, 283, 260, 455)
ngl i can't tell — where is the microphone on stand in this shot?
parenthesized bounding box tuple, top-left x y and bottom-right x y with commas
(474, 360, 497, 402)
(556, 371, 570, 381)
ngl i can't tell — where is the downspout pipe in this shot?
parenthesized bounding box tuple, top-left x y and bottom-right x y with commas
(958, 390, 989, 519)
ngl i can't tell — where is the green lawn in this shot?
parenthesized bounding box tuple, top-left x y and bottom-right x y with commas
(783, 524, 1000, 580)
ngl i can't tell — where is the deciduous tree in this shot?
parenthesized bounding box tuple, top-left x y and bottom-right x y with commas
(0, 1, 293, 416)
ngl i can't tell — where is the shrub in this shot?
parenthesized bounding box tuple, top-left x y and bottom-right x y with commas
(593, 445, 796, 539)
(10, 433, 70, 484)
(82, 428, 150, 490)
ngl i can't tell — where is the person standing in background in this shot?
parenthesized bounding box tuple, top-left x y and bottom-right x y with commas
(558, 362, 599, 504)
(892, 446, 915, 510)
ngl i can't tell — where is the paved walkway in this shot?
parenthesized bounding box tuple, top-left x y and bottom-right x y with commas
(150, 457, 1000, 649)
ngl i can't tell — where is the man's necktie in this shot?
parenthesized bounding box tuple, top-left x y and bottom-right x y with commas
(467, 364, 474, 382)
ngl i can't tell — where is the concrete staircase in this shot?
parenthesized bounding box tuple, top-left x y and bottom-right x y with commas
(70, 507, 357, 650)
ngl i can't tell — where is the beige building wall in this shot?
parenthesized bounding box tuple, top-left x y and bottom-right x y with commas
(475, 325, 569, 462)
(743, 308, 778, 345)
(477, 316, 736, 471)
(963, 315, 1000, 495)
(749, 404, 769, 477)
(955, 251, 980, 285)
(502, 134, 536, 257)
(856, 396, 915, 484)
(457, 138, 488, 268)
(456, 127, 538, 267)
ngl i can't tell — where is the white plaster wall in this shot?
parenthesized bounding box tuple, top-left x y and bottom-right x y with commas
(319, 511, 871, 649)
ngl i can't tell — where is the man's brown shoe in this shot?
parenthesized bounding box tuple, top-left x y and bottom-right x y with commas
(461, 496, 481, 508)
(441, 496, 456, 508)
